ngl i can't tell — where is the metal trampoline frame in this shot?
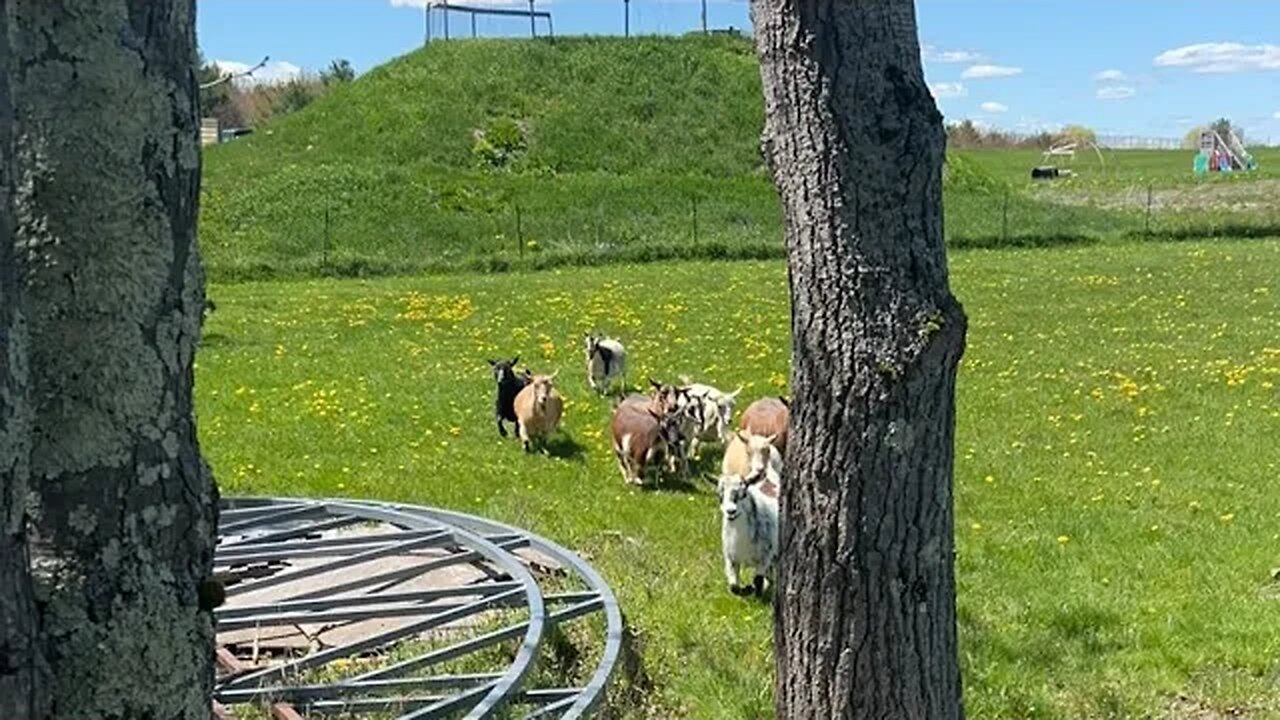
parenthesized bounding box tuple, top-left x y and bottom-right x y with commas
(214, 497, 621, 720)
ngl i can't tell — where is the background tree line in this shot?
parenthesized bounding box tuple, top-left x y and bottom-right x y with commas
(198, 52, 355, 129)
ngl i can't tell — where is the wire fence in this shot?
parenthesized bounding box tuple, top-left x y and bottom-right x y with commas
(202, 173, 1280, 280)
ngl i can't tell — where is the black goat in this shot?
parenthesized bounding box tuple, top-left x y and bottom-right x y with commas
(488, 356, 531, 438)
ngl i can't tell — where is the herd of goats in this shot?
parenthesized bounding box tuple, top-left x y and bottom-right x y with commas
(486, 333, 786, 597)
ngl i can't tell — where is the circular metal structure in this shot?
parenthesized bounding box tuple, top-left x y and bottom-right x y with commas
(213, 497, 621, 720)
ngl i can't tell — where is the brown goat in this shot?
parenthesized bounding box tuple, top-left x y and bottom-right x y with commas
(513, 372, 563, 453)
(610, 395, 686, 485)
(738, 397, 789, 453)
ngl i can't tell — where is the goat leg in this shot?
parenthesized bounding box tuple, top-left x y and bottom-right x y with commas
(724, 557, 742, 594)
(752, 574, 766, 597)
(496, 416, 508, 438)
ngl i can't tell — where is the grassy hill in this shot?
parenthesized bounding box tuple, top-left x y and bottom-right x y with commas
(200, 36, 1275, 281)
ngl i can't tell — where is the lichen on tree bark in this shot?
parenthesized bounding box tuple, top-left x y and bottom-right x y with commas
(8, 1, 218, 717)
(1, 3, 49, 716)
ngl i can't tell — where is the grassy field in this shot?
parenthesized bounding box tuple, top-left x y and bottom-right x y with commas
(198, 238, 1280, 719)
(199, 35, 1280, 281)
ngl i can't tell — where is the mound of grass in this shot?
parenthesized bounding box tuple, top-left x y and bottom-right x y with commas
(201, 36, 1152, 281)
(199, 238, 1280, 718)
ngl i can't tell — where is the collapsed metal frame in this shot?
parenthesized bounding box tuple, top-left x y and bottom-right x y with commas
(215, 497, 621, 719)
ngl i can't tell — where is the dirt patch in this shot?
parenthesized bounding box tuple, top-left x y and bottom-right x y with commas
(1166, 696, 1257, 719)
(1032, 179, 1280, 215)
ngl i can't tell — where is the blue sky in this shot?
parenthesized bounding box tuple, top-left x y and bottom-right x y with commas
(198, 0, 1280, 142)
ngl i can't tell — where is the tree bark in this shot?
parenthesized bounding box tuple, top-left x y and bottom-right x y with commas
(0, 4, 48, 716)
(752, 2, 967, 719)
(10, 2, 218, 717)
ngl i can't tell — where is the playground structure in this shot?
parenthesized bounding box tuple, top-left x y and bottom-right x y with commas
(1195, 128, 1258, 176)
(1031, 140, 1108, 181)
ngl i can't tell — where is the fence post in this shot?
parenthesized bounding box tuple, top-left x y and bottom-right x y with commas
(1145, 184, 1153, 237)
(623, 0, 630, 38)
(692, 197, 699, 244)
(323, 205, 330, 269)
(515, 203, 524, 258)
(1001, 190, 1009, 245)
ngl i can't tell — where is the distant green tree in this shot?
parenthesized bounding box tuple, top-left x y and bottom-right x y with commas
(277, 78, 319, 115)
(1184, 119, 1244, 149)
(945, 119, 983, 148)
(321, 58, 356, 85)
(1056, 124, 1097, 145)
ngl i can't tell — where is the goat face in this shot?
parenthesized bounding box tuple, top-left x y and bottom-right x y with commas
(649, 379, 690, 415)
(657, 410, 687, 457)
(719, 475, 752, 522)
(488, 356, 523, 386)
(529, 371, 560, 409)
(736, 431, 779, 482)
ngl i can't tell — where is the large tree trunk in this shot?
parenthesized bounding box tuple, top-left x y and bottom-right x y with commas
(9, 2, 218, 717)
(0, 4, 48, 716)
(752, 2, 967, 719)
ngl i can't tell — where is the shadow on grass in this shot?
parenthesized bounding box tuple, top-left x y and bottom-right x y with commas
(1125, 224, 1280, 242)
(544, 434, 587, 462)
(639, 475, 702, 495)
(949, 233, 1100, 250)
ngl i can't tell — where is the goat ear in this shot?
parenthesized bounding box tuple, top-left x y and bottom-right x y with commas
(487, 359, 497, 366)
(765, 433, 778, 444)
(678, 374, 692, 386)
(511, 355, 520, 365)
(547, 369, 560, 381)
(735, 430, 750, 444)
(648, 377, 663, 390)
(727, 386, 743, 399)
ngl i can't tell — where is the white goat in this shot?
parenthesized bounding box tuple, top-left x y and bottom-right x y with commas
(718, 473, 779, 597)
(585, 334, 627, 395)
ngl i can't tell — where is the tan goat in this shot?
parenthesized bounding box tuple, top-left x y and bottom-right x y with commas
(513, 371, 563, 453)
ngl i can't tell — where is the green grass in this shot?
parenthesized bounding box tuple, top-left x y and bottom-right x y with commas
(200, 36, 1280, 281)
(198, 238, 1280, 719)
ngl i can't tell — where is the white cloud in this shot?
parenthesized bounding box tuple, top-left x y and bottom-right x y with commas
(929, 82, 967, 99)
(1274, 111, 1280, 120)
(213, 59, 302, 87)
(1096, 86, 1136, 101)
(980, 101, 1008, 113)
(1094, 69, 1126, 82)
(1154, 42, 1280, 73)
(961, 64, 1023, 80)
(923, 45, 983, 64)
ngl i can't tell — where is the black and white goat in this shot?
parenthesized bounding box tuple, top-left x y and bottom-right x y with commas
(585, 334, 627, 395)
(487, 356, 530, 438)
